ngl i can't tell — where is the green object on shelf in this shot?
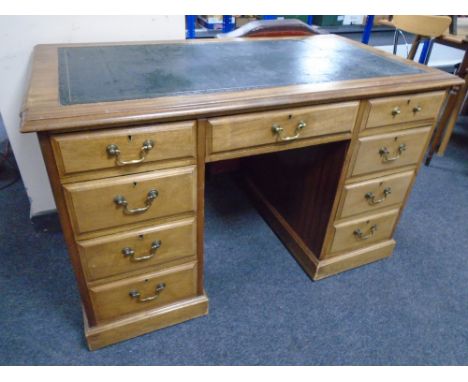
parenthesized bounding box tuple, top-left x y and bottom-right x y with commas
(313, 16, 344, 26)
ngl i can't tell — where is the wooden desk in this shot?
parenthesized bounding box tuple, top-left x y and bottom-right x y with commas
(20, 35, 463, 350)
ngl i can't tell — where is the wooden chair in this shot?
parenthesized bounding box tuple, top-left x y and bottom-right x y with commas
(380, 15, 452, 62)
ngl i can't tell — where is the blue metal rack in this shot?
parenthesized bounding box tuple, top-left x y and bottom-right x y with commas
(222, 15, 234, 33)
(418, 39, 432, 64)
(186, 15, 196, 39)
(361, 15, 374, 44)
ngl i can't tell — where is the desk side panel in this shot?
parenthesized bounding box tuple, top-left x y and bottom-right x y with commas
(37, 133, 97, 326)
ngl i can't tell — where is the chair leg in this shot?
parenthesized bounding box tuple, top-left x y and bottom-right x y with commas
(437, 80, 467, 155)
(407, 35, 421, 60)
(426, 86, 462, 165)
(429, 51, 468, 158)
(392, 29, 400, 55)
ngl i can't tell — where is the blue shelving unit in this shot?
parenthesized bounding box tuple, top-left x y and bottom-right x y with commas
(222, 15, 234, 33)
(361, 15, 374, 44)
(418, 39, 432, 64)
(186, 15, 196, 39)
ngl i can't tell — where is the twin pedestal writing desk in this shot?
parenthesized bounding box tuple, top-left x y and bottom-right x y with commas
(21, 35, 463, 349)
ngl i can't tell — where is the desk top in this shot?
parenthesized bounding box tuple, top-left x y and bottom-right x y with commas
(58, 38, 423, 105)
(21, 35, 463, 133)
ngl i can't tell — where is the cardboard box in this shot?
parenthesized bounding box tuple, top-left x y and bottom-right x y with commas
(373, 15, 390, 25)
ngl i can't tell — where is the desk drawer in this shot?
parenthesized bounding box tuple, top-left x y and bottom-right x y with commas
(64, 166, 196, 235)
(78, 218, 196, 281)
(339, 170, 414, 218)
(207, 101, 359, 154)
(350, 126, 431, 177)
(365, 91, 445, 129)
(89, 262, 197, 322)
(51, 122, 196, 176)
(330, 208, 399, 254)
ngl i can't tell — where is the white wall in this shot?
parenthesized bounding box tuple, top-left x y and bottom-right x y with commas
(0, 16, 185, 217)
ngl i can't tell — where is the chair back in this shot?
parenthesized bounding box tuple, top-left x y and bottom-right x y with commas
(392, 15, 451, 38)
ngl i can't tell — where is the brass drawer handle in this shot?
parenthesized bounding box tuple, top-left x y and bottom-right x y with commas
(272, 121, 306, 142)
(114, 189, 158, 215)
(122, 240, 162, 262)
(379, 143, 406, 162)
(129, 283, 166, 303)
(391, 107, 401, 117)
(365, 187, 392, 205)
(106, 139, 154, 166)
(354, 224, 377, 240)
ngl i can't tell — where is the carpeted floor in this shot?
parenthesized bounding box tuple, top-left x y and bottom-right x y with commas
(0, 121, 467, 365)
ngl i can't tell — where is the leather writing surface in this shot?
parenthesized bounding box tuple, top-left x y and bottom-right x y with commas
(58, 38, 423, 105)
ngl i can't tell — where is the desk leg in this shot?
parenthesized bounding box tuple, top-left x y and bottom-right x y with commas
(196, 120, 208, 296)
(437, 76, 467, 155)
(426, 84, 463, 165)
(427, 49, 467, 162)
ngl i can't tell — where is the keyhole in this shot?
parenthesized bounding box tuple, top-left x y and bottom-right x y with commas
(138, 234, 144, 240)
(133, 182, 137, 187)
(128, 135, 133, 142)
(288, 114, 293, 120)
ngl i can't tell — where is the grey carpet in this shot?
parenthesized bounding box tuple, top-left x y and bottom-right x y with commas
(0, 121, 467, 365)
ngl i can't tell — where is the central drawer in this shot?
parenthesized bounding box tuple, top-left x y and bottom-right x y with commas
(89, 262, 198, 322)
(207, 101, 359, 154)
(63, 166, 196, 235)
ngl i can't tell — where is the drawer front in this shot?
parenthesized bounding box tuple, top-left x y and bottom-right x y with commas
(330, 208, 400, 254)
(51, 122, 196, 176)
(208, 101, 359, 154)
(340, 170, 414, 218)
(64, 166, 196, 235)
(351, 126, 431, 177)
(365, 91, 445, 129)
(78, 218, 196, 281)
(90, 262, 197, 322)
(317, 240, 396, 279)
